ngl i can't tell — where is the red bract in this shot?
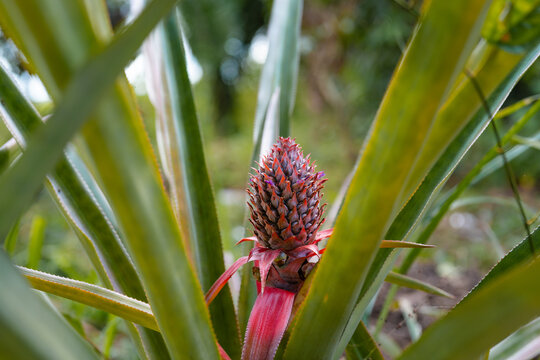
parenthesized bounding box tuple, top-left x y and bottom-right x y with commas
(242, 287, 295, 360)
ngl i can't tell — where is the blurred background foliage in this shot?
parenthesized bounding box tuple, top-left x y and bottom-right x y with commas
(1, 0, 539, 357)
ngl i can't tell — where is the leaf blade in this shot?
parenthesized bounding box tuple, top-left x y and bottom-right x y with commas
(385, 271, 454, 299)
(0, 20, 169, 360)
(345, 321, 384, 360)
(398, 256, 540, 360)
(156, 12, 241, 356)
(0, 0, 221, 358)
(19, 266, 159, 332)
(0, 251, 100, 360)
(284, 1, 492, 358)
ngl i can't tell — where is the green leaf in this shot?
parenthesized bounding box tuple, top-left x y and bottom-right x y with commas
(385, 272, 454, 298)
(512, 134, 540, 150)
(489, 317, 540, 360)
(398, 255, 540, 360)
(19, 266, 159, 332)
(0, 137, 18, 173)
(102, 316, 120, 358)
(252, 0, 302, 142)
(477, 131, 540, 180)
(495, 94, 540, 118)
(339, 34, 540, 360)
(151, 11, 241, 357)
(0, 42, 168, 360)
(482, 0, 540, 52)
(335, 250, 399, 358)
(0, 251, 100, 360)
(394, 44, 525, 233)
(27, 215, 46, 269)
(389, 38, 540, 245)
(370, 41, 540, 333)
(0, 0, 178, 240)
(3, 218, 19, 254)
(463, 225, 540, 301)
(403, 98, 540, 277)
(345, 321, 384, 360)
(284, 1, 491, 358)
(0, 0, 221, 358)
(375, 97, 540, 337)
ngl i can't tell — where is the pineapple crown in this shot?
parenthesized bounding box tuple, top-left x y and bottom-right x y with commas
(247, 137, 327, 251)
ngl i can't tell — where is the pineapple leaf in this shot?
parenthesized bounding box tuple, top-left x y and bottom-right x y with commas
(0, 251, 100, 359)
(495, 94, 540, 119)
(0, 0, 178, 241)
(387, 41, 540, 244)
(398, 255, 540, 360)
(461, 225, 540, 302)
(379, 240, 435, 249)
(252, 0, 302, 143)
(18, 266, 159, 332)
(374, 94, 540, 346)
(365, 42, 540, 346)
(152, 11, 242, 357)
(345, 321, 384, 360)
(401, 98, 540, 274)
(284, 1, 492, 358)
(385, 271, 454, 299)
(0, 45, 167, 359)
(488, 317, 540, 360)
(0, 0, 222, 358)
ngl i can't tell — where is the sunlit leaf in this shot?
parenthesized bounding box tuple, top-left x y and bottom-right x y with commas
(19, 266, 158, 332)
(482, 0, 540, 52)
(26, 215, 45, 269)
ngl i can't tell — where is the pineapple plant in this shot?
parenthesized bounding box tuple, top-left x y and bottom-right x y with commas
(0, 0, 540, 359)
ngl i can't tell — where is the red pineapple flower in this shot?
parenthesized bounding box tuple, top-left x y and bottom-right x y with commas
(205, 137, 330, 305)
(247, 137, 327, 251)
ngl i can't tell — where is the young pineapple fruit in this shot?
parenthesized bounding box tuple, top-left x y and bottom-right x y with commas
(247, 137, 326, 292)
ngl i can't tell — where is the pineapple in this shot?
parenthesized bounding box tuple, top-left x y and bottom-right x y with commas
(247, 137, 327, 292)
(205, 137, 329, 305)
(248, 137, 326, 251)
